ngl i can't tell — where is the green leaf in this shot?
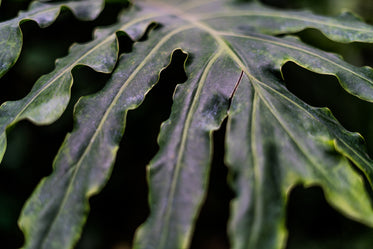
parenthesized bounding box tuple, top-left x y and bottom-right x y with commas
(0, 0, 105, 78)
(0, 26, 118, 163)
(225, 73, 373, 249)
(196, 2, 373, 43)
(0, 4, 154, 163)
(18, 29, 182, 249)
(129, 2, 373, 248)
(2, 0, 373, 248)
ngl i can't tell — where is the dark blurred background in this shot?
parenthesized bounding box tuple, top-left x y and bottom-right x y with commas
(1, 0, 373, 248)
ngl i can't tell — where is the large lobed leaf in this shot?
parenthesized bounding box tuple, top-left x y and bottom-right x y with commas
(1, 0, 373, 248)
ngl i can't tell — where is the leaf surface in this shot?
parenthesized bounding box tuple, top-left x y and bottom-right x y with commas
(7, 1, 373, 249)
(18, 36, 172, 248)
(225, 73, 373, 249)
(129, 2, 373, 248)
(0, 0, 105, 78)
(0, 4, 153, 163)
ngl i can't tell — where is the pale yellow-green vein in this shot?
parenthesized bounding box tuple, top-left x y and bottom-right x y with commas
(247, 91, 264, 248)
(157, 48, 224, 249)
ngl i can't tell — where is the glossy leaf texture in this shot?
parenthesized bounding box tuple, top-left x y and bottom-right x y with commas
(2, 0, 373, 249)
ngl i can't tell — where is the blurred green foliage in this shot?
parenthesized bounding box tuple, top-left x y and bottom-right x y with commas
(1, 0, 373, 248)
